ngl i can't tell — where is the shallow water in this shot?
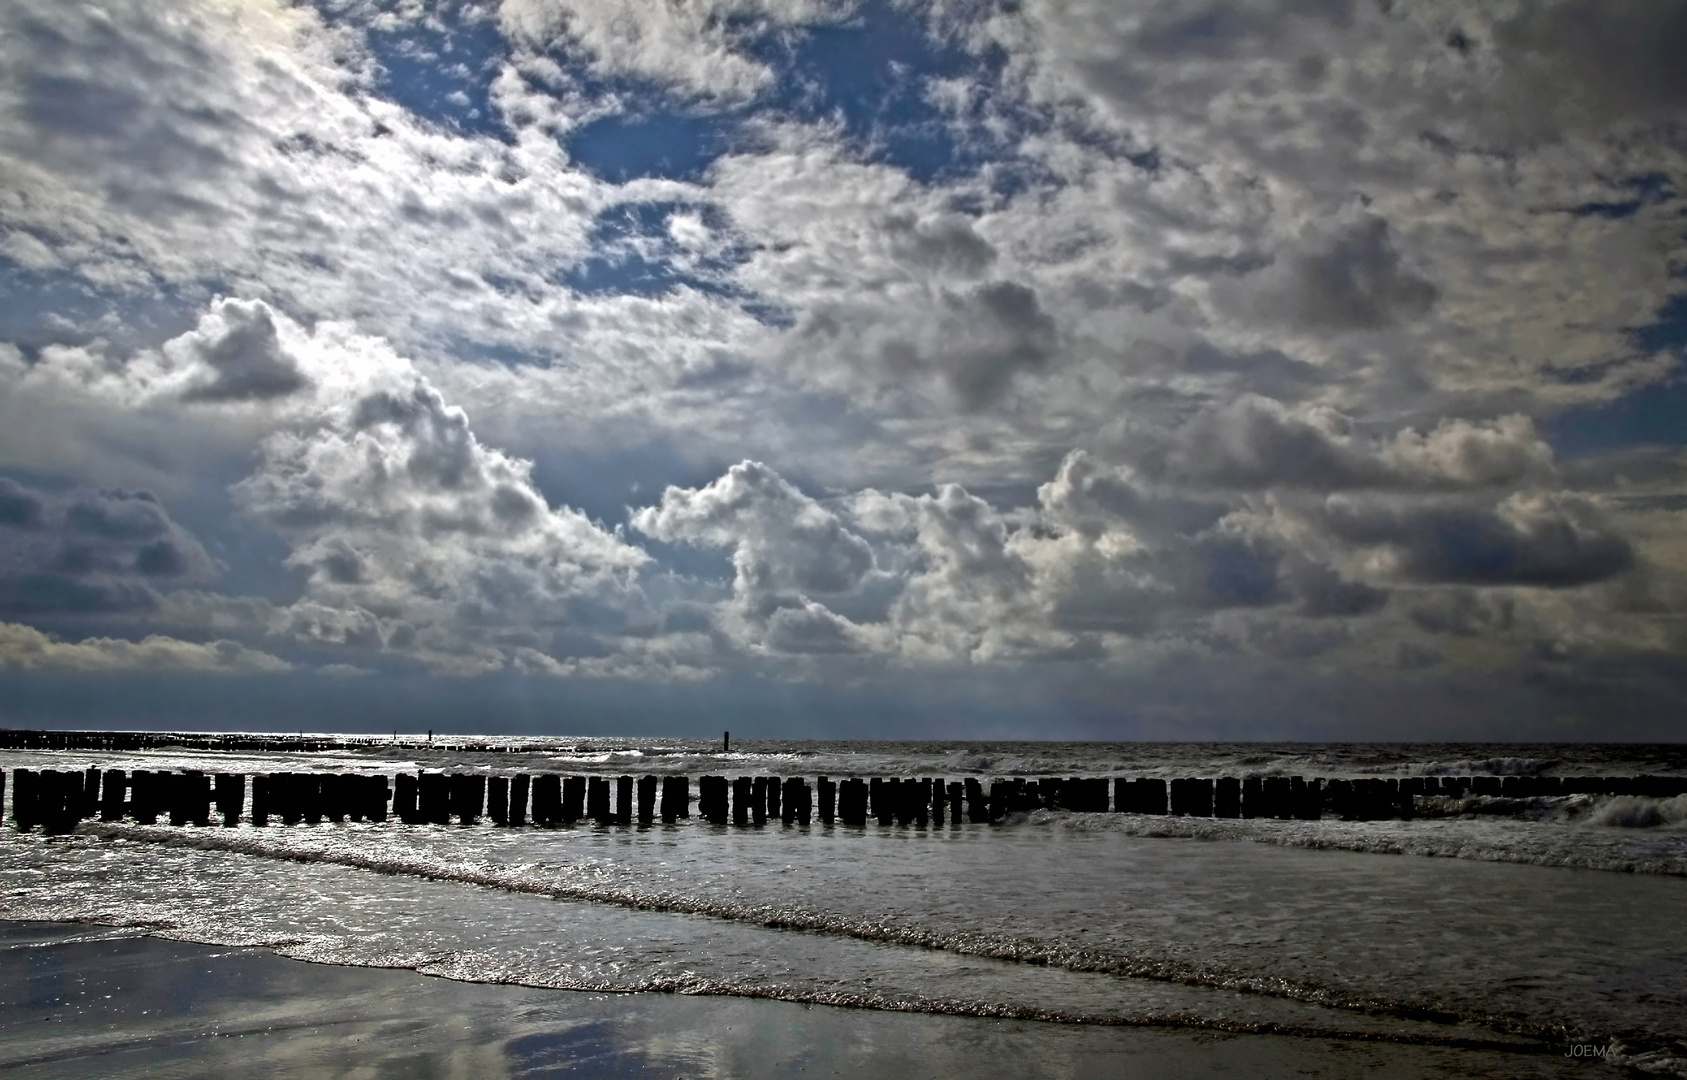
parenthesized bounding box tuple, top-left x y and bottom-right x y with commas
(3, 740, 1684, 1076)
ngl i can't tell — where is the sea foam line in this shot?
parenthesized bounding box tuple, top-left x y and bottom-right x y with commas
(68, 822, 1602, 1052)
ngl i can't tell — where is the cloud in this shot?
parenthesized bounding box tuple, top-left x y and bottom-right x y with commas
(0, 478, 219, 617)
(1217, 215, 1438, 332)
(1166, 397, 1556, 492)
(233, 373, 652, 668)
(170, 297, 310, 403)
(1316, 491, 1634, 588)
(0, 620, 290, 674)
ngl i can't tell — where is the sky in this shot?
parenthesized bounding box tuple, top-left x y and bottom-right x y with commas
(1, 0, 1685, 740)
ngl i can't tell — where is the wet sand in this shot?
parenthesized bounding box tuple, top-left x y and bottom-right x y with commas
(0, 921, 1587, 1079)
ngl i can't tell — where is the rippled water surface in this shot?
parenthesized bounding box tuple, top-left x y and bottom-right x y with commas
(3, 739, 1685, 1076)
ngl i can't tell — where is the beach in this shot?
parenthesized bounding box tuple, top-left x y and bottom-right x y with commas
(2, 739, 1684, 1078)
(0, 922, 1595, 1079)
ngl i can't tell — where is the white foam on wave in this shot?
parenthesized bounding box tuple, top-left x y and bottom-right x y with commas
(1589, 795, 1687, 830)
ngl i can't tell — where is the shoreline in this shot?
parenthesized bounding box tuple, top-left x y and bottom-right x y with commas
(0, 920, 1599, 1079)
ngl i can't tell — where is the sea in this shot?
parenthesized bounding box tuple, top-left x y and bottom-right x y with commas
(2, 738, 1685, 1076)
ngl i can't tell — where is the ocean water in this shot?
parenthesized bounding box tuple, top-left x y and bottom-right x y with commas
(2, 739, 1685, 1076)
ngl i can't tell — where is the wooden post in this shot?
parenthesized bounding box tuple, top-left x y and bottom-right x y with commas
(1214, 777, 1241, 818)
(818, 776, 835, 825)
(638, 775, 658, 824)
(751, 776, 769, 826)
(101, 769, 126, 822)
(947, 781, 964, 824)
(394, 773, 421, 824)
(369, 774, 391, 823)
(508, 774, 528, 826)
(560, 775, 584, 824)
(214, 774, 244, 827)
(587, 777, 611, 824)
(616, 776, 633, 826)
(532, 774, 563, 825)
(732, 776, 752, 825)
(699, 776, 726, 824)
(251, 773, 271, 827)
(12, 769, 36, 831)
(765, 775, 780, 822)
(965, 778, 988, 822)
(419, 772, 449, 825)
(488, 776, 510, 826)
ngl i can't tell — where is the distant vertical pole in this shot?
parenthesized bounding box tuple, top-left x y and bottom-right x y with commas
(724, 731, 730, 753)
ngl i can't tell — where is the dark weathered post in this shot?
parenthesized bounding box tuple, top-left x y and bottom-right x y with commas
(394, 773, 421, 824)
(560, 775, 584, 824)
(587, 777, 611, 824)
(508, 774, 528, 826)
(931, 778, 946, 821)
(616, 776, 633, 825)
(301, 773, 325, 825)
(699, 775, 727, 824)
(947, 781, 964, 824)
(732, 776, 752, 825)
(215, 774, 244, 827)
(795, 778, 812, 825)
(250, 773, 272, 826)
(751, 776, 769, 826)
(965, 778, 988, 822)
(638, 775, 658, 824)
(838, 778, 866, 826)
(533, 774, 564, 825)
(1292, 777, 1321, 820)
(987, 779, 1010, 821)
(817, 776, 835, 824)
(12, 769, 36, 831)
(101, 769, 127, 822)
(82, 767, 101, 819)
(1214, 777, 1241, 818)
(369, 774, 391, 823)
(419, 772, 450, 825)
(488, 776, 510, 826)
(1241, 777, 1263, 819)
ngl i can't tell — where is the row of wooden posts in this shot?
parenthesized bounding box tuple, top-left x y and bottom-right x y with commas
(6, 767, 1685, 835)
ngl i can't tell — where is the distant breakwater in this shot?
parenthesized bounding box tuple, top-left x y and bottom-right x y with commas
(7, 764, 1686, 835)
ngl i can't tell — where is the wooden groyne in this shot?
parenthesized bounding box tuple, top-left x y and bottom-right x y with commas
(6, 767, 1685, 835)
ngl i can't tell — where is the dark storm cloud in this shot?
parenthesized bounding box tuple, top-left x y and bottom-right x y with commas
(1316, 492, 1633, 588)
(1220, 216, 1438, 332)
(0, 478, 218, 616)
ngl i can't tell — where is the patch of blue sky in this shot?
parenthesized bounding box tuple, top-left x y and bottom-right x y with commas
(1569, 172, 1675, 220)
(0, 258, 205, 352)
(314, 0, 511, 139)
(560, 1, 1027, 189)
(559, 200, 753, 303)
(753, 0, 1014, 186)
(1545, 294, 1687, 456)
(566, 111, 744, 184)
